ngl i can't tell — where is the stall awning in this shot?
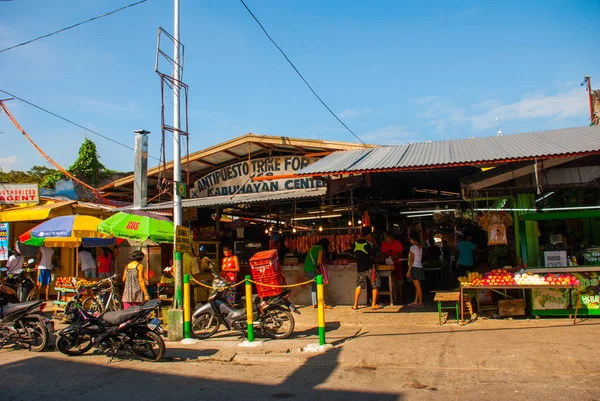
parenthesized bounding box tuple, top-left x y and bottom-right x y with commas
(0, 201, 75, 222)
(138, 188, 327, 211)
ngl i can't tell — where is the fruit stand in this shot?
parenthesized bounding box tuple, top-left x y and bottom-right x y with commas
(459, 268, 581, 325)
(527, 265, 600, 318)
(53, 276, 99, 316)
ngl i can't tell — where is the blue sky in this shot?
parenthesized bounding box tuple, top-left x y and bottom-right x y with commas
(0, 0, 598, 173)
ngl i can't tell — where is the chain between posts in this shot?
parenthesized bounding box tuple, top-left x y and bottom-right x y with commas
(247, 279, 316, 288)
(189, 277, 246, 289)
(189, 276, 316, 290)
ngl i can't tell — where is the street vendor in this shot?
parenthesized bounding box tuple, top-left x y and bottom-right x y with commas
(221, 246, 239, 283)
(380, 232, 404, 302)
(380, 232, 404, 261)
(198, 246, 215, 273)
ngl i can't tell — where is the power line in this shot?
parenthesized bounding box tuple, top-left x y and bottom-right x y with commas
(239, 0, 366, 145)
(0, 88, 160, 162)
(0, 0, 149, 54)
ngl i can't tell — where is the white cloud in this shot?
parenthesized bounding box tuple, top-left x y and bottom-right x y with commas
(418, 87, 590, 131)
(338, 108, 372, 118)
(362, 125, 419, 144)
(0, 156, 18, 171)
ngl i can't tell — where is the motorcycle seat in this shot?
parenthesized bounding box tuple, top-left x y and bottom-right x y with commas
(2, 300, 43, 316)
(102, 309, 141, 326)
(140, 299, 161, 310)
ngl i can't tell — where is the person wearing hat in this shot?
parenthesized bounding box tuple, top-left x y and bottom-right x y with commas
(122, 250, 149, 309)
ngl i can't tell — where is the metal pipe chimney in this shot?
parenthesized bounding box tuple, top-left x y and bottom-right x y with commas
(133, 129, 150, 208)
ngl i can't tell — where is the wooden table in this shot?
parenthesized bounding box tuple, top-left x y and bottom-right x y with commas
(434, 291, 461, 326)
(377, 265, 396, 306)
(460, 284, 580, 325)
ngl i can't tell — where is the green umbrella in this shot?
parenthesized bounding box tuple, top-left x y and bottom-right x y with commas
(97, 211, 174, 243)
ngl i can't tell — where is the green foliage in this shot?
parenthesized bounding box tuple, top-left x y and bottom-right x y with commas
(44, 138, 117, 188)
(0, 165, 57, 187)
(489, 245, 509, 268)
(1, 139, 119, 189)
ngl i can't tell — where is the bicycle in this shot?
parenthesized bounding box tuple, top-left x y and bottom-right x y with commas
(81, 274, 122, 314)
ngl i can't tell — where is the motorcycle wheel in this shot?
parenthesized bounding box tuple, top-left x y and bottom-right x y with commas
(132, 330, 165, 362)
(56, 333, 94, 356)
(190, 313, 220, 339)
(82, 297, 103, 314)
(262, 306, 295, 339)
(23, 320, 48, 352)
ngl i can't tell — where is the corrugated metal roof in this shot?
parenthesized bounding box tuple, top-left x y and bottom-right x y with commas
(142, 188, 327, 210)
(298, 126, 600, 175)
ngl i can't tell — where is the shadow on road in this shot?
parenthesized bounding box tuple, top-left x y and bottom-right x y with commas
(356, 320, 600, 339)
(1, 346, 402, 400)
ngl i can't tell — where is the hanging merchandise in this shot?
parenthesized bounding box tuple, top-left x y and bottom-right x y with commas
(284, 232, 356, 254)
(478, 212, 513, 246)
(362, 211, 370, 226)
(488, 223, 508, 246)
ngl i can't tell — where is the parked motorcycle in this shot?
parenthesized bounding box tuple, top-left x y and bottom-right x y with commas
(2, 259, 37, 302)
(190, 269, 299, 340)
(0, 269, 19, 307)
(0, 299, 52, 352)
(56, 284, 165, 362)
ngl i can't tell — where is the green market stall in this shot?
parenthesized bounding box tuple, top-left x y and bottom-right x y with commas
(520, 206, 600, 317)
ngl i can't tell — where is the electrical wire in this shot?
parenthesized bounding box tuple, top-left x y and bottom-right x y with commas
(0, 88, 161, 161)
(0, 0, 149, 54)
(239, 0, 366, 145)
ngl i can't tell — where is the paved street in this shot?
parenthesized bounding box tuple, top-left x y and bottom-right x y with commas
(1, 307, 599, 401)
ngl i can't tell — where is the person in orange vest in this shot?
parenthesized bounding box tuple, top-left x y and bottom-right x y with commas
(220, 246, 240, 284)
(220, 246, 240, 305)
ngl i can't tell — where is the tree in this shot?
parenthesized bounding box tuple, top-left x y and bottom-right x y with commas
(0, 166, 57, 186)
(43, 138, 117, 188)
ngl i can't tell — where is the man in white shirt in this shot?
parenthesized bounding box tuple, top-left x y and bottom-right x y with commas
(36, 246, 54, 300)
(78, 247, 97, 279)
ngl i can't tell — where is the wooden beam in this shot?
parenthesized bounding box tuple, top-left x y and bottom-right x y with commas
(305, 151, 332, 158)
(223, 150, 243, 159)
(464, 157, 579, 192)
(252, 142, 270, 150)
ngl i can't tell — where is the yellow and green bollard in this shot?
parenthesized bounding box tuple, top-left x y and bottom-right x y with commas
(245, 275, 255, 342)
(183, 274, 191, 339)
(316, 275, 326, 345)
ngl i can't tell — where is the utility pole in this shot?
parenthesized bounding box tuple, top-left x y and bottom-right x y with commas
(585, 76, 594, 124)
(173, 0, 183, 307)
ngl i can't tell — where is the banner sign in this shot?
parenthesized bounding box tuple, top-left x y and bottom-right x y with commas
(531, 287, 570, 310)
(175, 225, 192, 254)
(0, 183, 39, 204)
(191, 156, 324, 198)
(531, 271, 600, 315)
(0, 223, 8, 261)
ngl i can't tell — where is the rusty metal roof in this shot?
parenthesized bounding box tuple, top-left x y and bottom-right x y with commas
(298, 126, 600, 175)
(101, 134, 373, 199)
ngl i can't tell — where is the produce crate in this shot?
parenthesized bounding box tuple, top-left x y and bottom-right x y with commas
(253, 271, 286, 298)
(249, 250, 281, 277)
(498, 299, 525, 317)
